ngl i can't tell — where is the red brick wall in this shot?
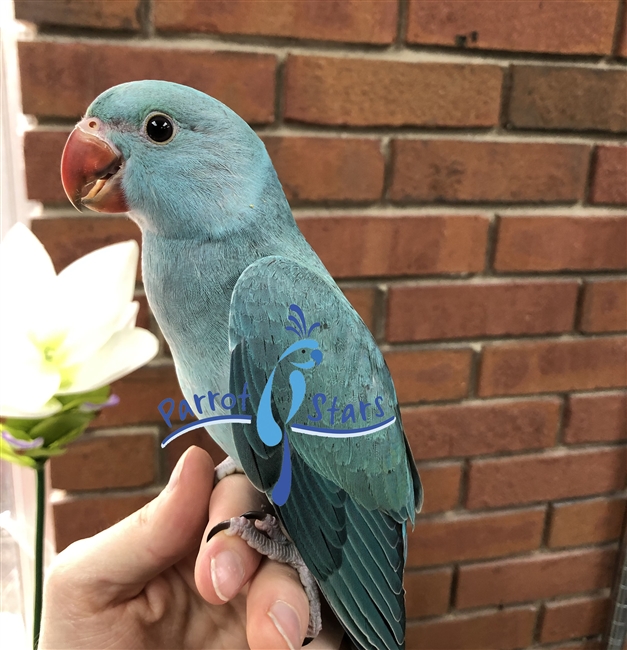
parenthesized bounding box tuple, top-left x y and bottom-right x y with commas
(15, 1, 627, 647)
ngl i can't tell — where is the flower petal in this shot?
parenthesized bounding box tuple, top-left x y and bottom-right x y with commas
(58, 327, 159, 395)
(0, 332, 61, 416)
(55, 241, 140, 365)
(0, 224, 57, 328)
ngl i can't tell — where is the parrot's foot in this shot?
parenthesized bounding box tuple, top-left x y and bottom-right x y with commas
(207, 513, 322, 639)
(214, 456, 245, 484)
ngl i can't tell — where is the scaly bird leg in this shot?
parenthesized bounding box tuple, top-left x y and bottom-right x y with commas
(207, 512, 322, 639)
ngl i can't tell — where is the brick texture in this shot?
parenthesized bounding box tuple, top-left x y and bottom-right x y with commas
(19, 40, 276, 124)
(407, 508, 545, 567)
(390, 140, 589, 203)
(92, 366, 184, 428)
(404, 398, 560, 460)
(404, 567, 453, 618)
(385, 349, 472, 403)
(548, 497, 626, 548)
(296, 215, 489, 278)
(31, 216, 141, 276)
(589, 146, 627, 205)
(284, 56, 502, 127)
(479, 337, 627, 397)
(509, 66, 627, 133)
(406, 0, 619, 55)
(456, 547, 618, 608)
(154, 0, 398, 44)
(15, 0, 141, 30)
(415, 463, 462, 513)
(406, 606, 537, 650)
(53, 493, 156, 551)
(467, 446, 627, 509)
(540, 595, 612, 643)
(24, 130, 69, 204)
(494, 216, 627, 272)
(580, 280, 627, 333)
(563, 392, 627, 444)
(50, 432, 157, 491)
(341, 288, 377, 334)
(263, 136, 384, 204)
(387, 281, 579, 342)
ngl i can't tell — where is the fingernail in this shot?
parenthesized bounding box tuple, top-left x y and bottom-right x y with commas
(211, 550, 245, 601)
(165, 447, 190, 493)
(268, 600, 302, 650)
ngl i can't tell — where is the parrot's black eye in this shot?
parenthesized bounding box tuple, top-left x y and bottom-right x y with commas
(145, 113, 175, 144)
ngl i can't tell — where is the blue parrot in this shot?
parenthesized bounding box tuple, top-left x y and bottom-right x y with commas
(60, 80, 422, 650)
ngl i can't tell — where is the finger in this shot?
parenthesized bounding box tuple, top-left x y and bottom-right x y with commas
(46, 446, 214, 608)
(195, 473, 267, 605)
(246, 559, 309, 650)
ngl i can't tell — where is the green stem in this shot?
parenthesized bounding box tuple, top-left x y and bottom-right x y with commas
(33, 461, 46, 650)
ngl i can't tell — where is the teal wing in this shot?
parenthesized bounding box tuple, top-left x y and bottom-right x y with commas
(228, 256, 422, 650)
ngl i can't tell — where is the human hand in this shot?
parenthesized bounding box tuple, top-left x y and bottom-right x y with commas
(39, 446, 345, 649)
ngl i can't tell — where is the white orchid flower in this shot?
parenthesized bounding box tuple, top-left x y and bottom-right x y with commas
(0, 223, 158, 418)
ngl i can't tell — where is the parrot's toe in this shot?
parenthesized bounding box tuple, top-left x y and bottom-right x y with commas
(206, 512, 322, 638)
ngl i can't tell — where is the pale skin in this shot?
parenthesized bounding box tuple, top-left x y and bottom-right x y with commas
(39, 446, 345, 650)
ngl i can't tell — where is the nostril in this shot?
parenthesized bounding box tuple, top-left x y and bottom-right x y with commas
(88, 120, 98, 129)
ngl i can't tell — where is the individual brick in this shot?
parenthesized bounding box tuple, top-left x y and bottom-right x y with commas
(284, 56, 502, 127)
(23, 130, 70, 204)
(589, 146, 627, 205)
(580, 280, 627, 333)
(548, 497, 626, 548)
(467, 446, 627, 509)
(406, 507, 545, 567)
(406, 0, 619, 55)
(341, 287, 377, 333)
(262, 136, 384, 204)
(509, 66, 627, 133)
(15, 0, 141, 30)
(404, 567, 453, 618)
(296, 215, 489, 278)
(494, 216, 627, 272)
(92, 366, 184, 428)
(406, 606, 537, 650)
(390, 140, 588, 203)
(154, 0, 398, 44)
(618, 8, 627, 57)
(415, 462, 462, 513)
(563, 392, 627, 444)
(164, 428, 227, 474)
(387, 280, 579, 342)
(30, 216, 141, 277)
(53, 492, 156, 551)
(385, 349, 473, 403)
(404, 398, 560, 460)
(456, 547, 618, 608)
(479, 337, 627, 397)
(540, 595, 612, 643)
(18, 41, 276, 124)
(50, 432, 157, 491)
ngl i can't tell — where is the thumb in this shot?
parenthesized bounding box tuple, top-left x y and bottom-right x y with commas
(48, 446, 214, 608)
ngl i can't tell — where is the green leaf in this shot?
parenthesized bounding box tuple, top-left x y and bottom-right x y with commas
(3, 416, 46, 435)
(0, 440, 38, 468)
(57, 386, 111, 412)
(29, 410, 94, 446)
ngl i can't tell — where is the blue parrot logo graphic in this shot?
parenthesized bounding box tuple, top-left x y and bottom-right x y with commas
(256, 304, 323, 506)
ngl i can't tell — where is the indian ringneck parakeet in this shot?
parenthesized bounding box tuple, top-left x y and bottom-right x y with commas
(60, 80, 422, 650)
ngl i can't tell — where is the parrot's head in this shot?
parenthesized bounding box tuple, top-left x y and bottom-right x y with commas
(60, 80, 279, 239)
(279, 339, 323, 370)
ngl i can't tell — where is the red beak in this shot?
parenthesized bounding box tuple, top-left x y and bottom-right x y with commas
(61, 117, 129, 213)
